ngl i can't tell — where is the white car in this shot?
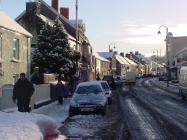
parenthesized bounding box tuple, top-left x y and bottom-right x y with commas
(98, 80, 112, 105)
(69, 81, 108, 117)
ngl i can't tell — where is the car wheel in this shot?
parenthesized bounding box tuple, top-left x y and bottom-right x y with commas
(69, 106, 77, 117)
(108, 97, 112, 105)
(180, 90, 185, 100)
(101, 106, 106, 116)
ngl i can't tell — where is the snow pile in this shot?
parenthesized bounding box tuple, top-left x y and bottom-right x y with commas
(0, 111, 61, 140)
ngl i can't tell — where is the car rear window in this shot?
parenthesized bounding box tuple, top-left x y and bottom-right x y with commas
(76, 85, 102, 94)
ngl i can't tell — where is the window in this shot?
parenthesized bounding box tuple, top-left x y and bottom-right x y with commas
(0, 33, 2, 58)
(13, 38, 19, 60)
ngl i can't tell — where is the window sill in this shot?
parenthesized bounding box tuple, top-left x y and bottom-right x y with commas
(11, 58, 21, 63)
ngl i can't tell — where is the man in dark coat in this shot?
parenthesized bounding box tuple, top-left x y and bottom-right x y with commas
(13, 73, 34, 112)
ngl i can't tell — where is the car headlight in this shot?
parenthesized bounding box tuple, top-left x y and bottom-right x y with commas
(70, 99, 78, 107)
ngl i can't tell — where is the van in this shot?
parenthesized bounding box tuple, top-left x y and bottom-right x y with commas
(125, 72, 136, 85)
(179, 66, 187, 100)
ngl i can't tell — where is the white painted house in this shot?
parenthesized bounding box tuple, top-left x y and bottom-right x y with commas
(0, 11, 32, 86)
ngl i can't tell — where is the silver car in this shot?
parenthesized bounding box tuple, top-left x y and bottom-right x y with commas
(69, 81, 107, 117)
(99, 80, 112, 105)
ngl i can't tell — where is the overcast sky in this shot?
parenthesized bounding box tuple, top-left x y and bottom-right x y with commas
(1, 0, 187, 56)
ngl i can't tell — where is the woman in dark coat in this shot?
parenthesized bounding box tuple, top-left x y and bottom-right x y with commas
(55, 78, 65, 104)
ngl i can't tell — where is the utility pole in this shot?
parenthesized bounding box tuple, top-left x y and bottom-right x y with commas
(75, 0, 78, 51)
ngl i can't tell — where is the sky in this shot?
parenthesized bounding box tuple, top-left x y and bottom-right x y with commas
(1, 0, 187, 56)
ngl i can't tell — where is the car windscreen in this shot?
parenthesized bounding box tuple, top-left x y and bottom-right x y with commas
(101, 82, 110, 91)
(76, 85, 102, 94)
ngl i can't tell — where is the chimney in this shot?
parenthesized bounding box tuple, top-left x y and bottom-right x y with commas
(120, 52, 124, 57)
(60, 7, 69, 19)
(52, 0, 59, 12)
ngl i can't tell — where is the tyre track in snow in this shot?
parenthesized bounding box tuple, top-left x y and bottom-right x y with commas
(130, 79, 187, 139)
(120, 86, 175, 140)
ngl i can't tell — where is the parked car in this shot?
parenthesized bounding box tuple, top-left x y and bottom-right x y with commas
(69, 81, 108, 117)
(102, 75, 116, 90)
(98, 80, 112, 105)
(158, 75, 167, 81)
(114, 76, 124, 88)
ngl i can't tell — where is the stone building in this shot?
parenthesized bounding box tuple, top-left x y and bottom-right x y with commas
(0, 11, 32, 85)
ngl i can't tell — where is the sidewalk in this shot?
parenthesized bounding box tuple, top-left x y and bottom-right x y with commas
(32, 98, 71, 123)
(3, 98, 71, 123)
(150, 78, 179, 94)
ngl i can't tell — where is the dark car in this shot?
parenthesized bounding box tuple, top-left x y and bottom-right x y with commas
(102, 75, 116, 90)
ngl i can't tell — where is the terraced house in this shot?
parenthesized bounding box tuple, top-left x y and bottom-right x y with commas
(0, 11, 32, 86)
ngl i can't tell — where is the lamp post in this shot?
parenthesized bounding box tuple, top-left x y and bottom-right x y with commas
(157, 25, 169, 87)
(75, 0, 79, 80)
(75, 0, 78, 51)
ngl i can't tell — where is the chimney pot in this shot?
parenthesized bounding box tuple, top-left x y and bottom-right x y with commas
(52, 0, 59, 12)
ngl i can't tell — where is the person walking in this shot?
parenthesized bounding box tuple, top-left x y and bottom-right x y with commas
(12, 73, 35, 112)
(55, 78, 65, 104)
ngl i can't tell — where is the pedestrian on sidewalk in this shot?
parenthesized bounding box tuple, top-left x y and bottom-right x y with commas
(55, 78, 65, 104)
(12, 73, 35, 112)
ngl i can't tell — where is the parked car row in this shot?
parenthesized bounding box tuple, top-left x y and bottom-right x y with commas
(69, 80, 113, 117)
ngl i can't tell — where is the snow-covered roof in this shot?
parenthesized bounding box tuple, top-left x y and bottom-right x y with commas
(97, 52, 113, 59)
(93, 52, 110, 62)
(37, 14, 54, 26)
(115, 55, 130, 65)
(0, 11, 32, 37)
(77, 81, 103, 87)
(124, 56, 138, 66)
(37, 14, 76, 41)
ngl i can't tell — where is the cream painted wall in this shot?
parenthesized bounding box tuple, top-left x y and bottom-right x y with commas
(0, 27, 31, 86)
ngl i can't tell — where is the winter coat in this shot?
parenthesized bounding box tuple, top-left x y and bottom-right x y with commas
(55, 82, 65, 97)
(13, 79, 34, 101)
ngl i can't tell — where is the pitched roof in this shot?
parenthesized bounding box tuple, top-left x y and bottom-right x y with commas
(123, 56, 138, 66)
(97, 52, 113, 59)
(115, 55, 130, 65)
(15, 0, 78, 38)
(93, 52, 110, 62)
(0, 11, 32, 37)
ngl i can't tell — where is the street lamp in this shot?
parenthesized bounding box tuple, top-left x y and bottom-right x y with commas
(157, 25, 169, 87)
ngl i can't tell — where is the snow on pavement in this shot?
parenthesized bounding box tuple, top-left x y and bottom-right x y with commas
(0, 98, 71, 140)
(32, 98, 71, 123)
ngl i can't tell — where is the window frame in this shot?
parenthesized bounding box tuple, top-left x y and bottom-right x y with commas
(13, 38, 20, 60)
